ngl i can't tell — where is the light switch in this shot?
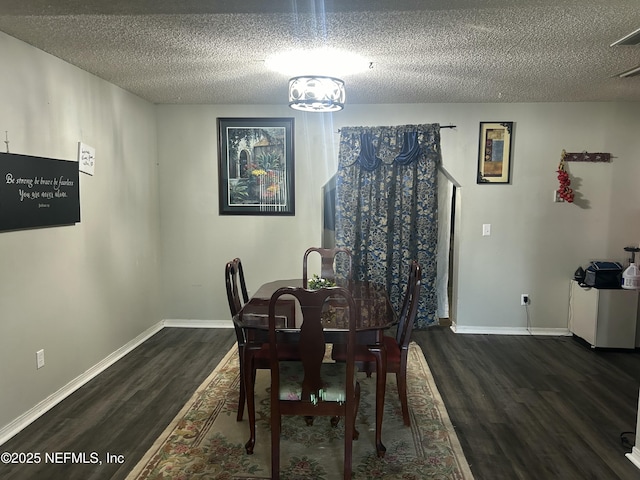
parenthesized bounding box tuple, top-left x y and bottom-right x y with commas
(482, 224, 491, 236)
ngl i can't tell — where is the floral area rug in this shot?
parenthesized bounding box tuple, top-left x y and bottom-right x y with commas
(126, 342, 474, 480)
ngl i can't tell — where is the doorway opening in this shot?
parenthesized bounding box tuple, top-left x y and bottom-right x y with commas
(437, 168, 460, 328)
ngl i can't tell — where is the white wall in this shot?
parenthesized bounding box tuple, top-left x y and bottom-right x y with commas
(157, 102, 640, 333)
(0, 33, 161, 433)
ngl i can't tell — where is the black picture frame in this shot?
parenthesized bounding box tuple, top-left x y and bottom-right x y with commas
(218, 117, 295, 215)
(477, 122, 514, 184)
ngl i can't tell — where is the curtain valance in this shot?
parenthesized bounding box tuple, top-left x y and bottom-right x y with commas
(340, 124, 441, 171)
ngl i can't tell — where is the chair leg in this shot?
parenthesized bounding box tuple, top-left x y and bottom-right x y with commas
(344, 435, 353, 480)
(344, 382, 359, 480)
(271, 414, 281, 480)
(353, 381, 360, 441)
(236, 354, 245, 422)
(358, 360, 374, 378)
(243, 351, 256, 454)
(396, 366, 410, 427)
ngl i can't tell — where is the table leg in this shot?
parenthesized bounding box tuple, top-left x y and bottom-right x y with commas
(242, 347, 256, 454)
(368, 343, 387, 458)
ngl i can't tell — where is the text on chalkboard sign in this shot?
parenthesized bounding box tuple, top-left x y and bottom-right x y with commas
(1, 152, 80, 232)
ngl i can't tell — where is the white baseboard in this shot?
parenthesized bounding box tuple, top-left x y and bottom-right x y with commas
(163, 319, 233, 328)
(450, 325, 571, 336)
(0, 321, 164, 447)
(0, 319, 235, 446)
(627, 447, 640, 470)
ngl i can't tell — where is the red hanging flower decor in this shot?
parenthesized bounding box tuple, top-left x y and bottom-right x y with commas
(556, 149, 574, 203)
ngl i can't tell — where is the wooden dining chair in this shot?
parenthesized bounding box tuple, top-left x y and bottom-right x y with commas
(302, 247, 352, 287)
(225, 258, 253, 421)
(268, 286, 361, 480)
(225, 259, 293, 414)
(225, 258, 300, 453)
(331, 260, 422, 426)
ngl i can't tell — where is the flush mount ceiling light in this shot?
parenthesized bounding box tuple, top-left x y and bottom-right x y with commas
(288, 76, 346, 112)
(265, 47, 369, 77)
(266, 48, 367, 112)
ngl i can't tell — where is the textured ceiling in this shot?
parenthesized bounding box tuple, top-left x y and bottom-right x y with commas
(0, 0, 639, 105)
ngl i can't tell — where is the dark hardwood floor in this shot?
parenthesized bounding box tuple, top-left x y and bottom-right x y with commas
(1, 326, 639, 479)
(0, 327, 236, 480)
(413, 328, 640, 480)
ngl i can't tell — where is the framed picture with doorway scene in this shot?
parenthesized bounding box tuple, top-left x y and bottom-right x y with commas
(217, 117, 295, 215)
(477, 121, 514, 184)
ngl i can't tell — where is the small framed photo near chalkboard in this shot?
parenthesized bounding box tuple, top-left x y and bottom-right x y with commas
(0, 152, 80, 232)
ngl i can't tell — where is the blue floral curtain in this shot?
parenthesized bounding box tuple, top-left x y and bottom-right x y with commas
(335, 124, 441, 328)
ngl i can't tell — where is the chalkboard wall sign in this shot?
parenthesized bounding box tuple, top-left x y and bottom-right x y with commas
(1, 152, 80, 232)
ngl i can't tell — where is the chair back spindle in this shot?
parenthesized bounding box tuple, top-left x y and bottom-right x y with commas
(303, 247, 352, 287)
(225, 257, 249, 316)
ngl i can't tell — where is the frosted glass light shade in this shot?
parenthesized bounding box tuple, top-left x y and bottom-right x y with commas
(288, 76, 345, 112)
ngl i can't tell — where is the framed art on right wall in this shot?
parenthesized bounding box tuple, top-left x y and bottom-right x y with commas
(477, 121, 514, 184)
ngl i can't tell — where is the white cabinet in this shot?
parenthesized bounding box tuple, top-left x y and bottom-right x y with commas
(568, 280, 639, 349)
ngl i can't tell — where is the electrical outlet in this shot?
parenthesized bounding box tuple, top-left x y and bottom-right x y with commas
(520, 294, 530, 306)
(36, 349, 45, 369)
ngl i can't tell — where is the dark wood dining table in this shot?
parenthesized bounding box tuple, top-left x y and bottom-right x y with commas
(234, 278, 397, 458)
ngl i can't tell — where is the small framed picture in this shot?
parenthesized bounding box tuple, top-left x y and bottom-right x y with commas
(477, 122, 514, 184)
(217, 117, 295, 215)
